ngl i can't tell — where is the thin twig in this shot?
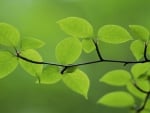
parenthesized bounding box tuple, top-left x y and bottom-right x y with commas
(93, 39, 104, 61)
(136, 92, 150, 113)
(144, 42, 148, 61)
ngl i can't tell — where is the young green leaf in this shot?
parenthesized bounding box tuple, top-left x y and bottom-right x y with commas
(100, 70, 131, 86)
(97, 91, 135, 107)
(130, 40, 144, 61)
(98, 25, 132, 44)
(129, 25, 149, 42)
(126, 82, 146, 100)
(0, 23, 20, 47)
(21, 37, 45, 50)
(0, 51, 18, 79)
(131, 63, 150, 79)
(63, 69, 90, 99)
(55, 38, 82, 64)
(19, 49, 43, 76)
(82, 39, 95, 53)
(38, 66, 62, 84)
(57, 17, 93, 38)
(141, 110, 150, 113)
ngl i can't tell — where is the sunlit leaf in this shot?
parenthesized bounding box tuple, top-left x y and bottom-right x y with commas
(19, 49, 43, 76)
(129, 25, 149, 42)
(131, 63, 150, 79)
(21, 37, 45, 50)
(63, 69, 90, 99)
(38, 66, 62, 84)
(97, 91, 135, 107)
(57, 17, 93, 38)
(130, 40, 144, 61)
(82, 39, 95, 53)
(98, 25, 132, 44)
(141, 110, 150, 113)
(0, 51, 18, 79)
(55, 38, 82, 64)
(100, 70, 131, 86)
(146, 42, 150, 57)
(126, 82, 146, 100)
(0, 23, 20, 47)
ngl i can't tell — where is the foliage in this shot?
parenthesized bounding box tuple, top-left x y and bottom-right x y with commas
(0, 17, 150, 113)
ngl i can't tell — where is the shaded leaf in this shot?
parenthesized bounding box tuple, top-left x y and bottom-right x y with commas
(0, 51, 18, 79)
(100, 70, 131, 86)
(98, 25, 132, 44)
(63, 69, 90, 99)
(131, 63, 150, 79)
(55, 38, 82, 64)
(129, 25, 149, 42)
(0, 23, 20, 47)
(82, 39, 95, 53)
(126, 82, 146, 100)
(97, 91, 135, 107)
(21, 37, 45, 50)
(57, 17, 93, 38)
(19, 49, 43, 76)
(39, 66, 62, 84)
(130, 40, 144, 61)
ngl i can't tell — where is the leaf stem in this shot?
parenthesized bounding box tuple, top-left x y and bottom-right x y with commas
(136, 92, 150, 113)
(93, 39, 104, 61)
(144, 42, 148, 61)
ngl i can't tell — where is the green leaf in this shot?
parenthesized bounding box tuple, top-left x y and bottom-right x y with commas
(141, 110, 150, 113)
(97, 91, 135, 107)
(130, 40, 145, 61)
(126, 82, 146, 100)
(129, 25, 149, 42)
(55, 38, 82, 64)
(0, 51, 18, 79)
(0, 23, 20, 47)
(38, 66, 62, 84)
(100, 70, 131, 86)
(19, 49, 43, 76)
(63, 69, 90, 99)
(98, 25, 132, 44)
(57, 17, 93, 38)
(21, 37, 45, 50)
(82, 39, 95, 53)
(131, 63, 150, 79)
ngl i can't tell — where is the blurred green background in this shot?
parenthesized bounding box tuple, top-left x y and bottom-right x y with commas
(0, 0, 150, 113)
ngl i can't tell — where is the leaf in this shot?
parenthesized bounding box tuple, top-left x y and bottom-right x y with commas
(97, 91, 135, 107)
(63, 69, 90, 99)
(100, 70, 131, 86)
(141, 110, 150, 113)
(57, 17, 93, 38)
(82, 39, 95, 53)
(38, 66, 62, 84)
(21, 37, 45, 50)
(98, 25, 132, 44)
(130, 40, 145, 61)
(19, 49, 43, 76)
(129, 25, 149, 42)
(131, 63, 150, 79)
(0, 51, 18, 79)
(55, 38, 82, 64)
(0, 23, 20, 47)
(126, 82, 146, 100)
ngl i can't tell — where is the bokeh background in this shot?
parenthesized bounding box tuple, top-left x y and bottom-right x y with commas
(0, 0, 150, 113)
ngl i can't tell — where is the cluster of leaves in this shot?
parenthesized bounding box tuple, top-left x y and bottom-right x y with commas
(0, 17, 150, 113)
